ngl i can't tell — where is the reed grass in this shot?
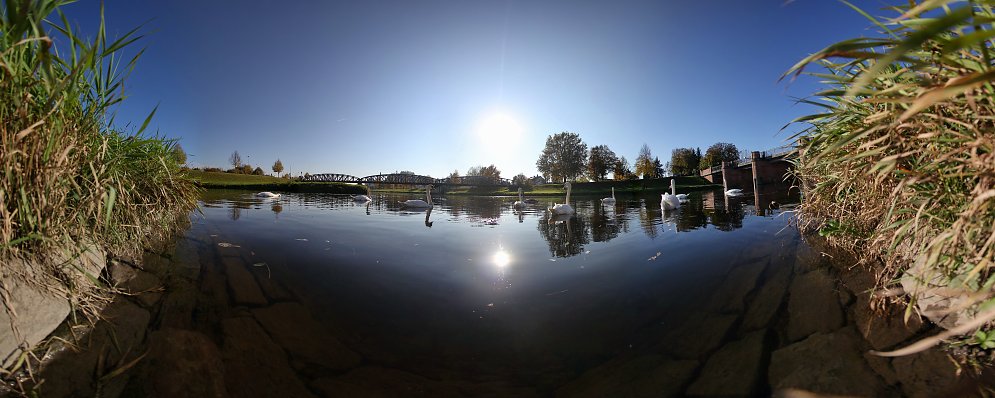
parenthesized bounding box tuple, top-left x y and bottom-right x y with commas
(786, 1, 995, 345)
(1, 0, 197, 308)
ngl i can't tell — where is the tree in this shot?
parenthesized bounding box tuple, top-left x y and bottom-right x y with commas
(252, 166, 265, 175)
(448, 169, 460, 183)
(669, 147, 701, 176)
(653, 157, 665, 177)
(467, 165, 501, 180)
(172, 144, 187, 165)
(272, 159, 284, 177)
(229, 150, 241, 169)
(240, 164, 253, 174)
(634, 144, 656, 179)
(587, 145, 619, 181)
(536, 132, 588, 183)
(512, 173, 531, 188)
(701, 142, 740, 169)
(613, 156, 634, 180)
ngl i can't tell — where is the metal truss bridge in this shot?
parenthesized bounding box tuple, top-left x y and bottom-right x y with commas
(302, 173, 511, 186)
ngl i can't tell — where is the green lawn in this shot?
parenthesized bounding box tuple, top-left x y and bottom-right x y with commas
(185, 170, 367, 194)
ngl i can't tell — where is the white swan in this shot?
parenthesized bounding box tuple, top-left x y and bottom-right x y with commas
(549, 182, 575, 215)
(513, 188, 525, 209)
(256, 191, 280, 198)
(725, 188, 744, 196)
(661, 179, 680, 210)
(400, 185, 433, 208)
(676, 193, 689, 203)
(352, 194, 371, 202)
(601, 187, 616, 205)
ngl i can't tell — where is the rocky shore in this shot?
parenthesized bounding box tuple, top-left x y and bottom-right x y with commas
(4, 223, 991, 397)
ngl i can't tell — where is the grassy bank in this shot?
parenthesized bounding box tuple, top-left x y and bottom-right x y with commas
(787, 2, 995, 349)
(372, 176, 717, 196)
(1, 0, 199, 383)
(187, 170, 368, 194)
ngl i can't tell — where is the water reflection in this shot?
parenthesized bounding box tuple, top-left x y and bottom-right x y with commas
(201, 188, 799, 259)
(538, 213, 590, 257)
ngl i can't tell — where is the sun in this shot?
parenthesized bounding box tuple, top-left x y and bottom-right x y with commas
(476, 112, 523, 151)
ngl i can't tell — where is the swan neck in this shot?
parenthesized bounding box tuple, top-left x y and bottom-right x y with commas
(565, 183, 572, 204)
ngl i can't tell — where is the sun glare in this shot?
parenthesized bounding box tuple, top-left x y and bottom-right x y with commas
(476, 112, 524, 151)
(492, 249, 511, 268)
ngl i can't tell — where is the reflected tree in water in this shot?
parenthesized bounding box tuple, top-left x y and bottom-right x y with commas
(673, 194, 708, 232)
(537, 213, 590, 257)
(590, 203, 623, 242)
(271, 202, 283, 215)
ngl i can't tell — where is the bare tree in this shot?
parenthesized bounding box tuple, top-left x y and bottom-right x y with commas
(229, 150, 242, 169)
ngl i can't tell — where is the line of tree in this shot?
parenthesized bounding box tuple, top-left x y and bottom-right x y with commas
(667, 142, 742, 176)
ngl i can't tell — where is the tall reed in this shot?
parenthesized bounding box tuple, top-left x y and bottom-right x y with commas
(786, 1, 995, 328)
(1, 1, 197, 285)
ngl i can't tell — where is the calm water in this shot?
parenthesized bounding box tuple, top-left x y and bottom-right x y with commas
(192, 187, 800, 392)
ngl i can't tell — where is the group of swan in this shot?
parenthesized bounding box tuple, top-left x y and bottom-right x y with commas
(660, 180, 688, 210)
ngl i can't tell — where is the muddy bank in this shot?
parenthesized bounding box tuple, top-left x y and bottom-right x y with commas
(5, 223, 992, 397)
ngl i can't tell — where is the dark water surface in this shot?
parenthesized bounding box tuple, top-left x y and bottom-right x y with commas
(190, 188, 825, 394)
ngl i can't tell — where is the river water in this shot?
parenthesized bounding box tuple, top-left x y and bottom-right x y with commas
(179, 188, 968, 397)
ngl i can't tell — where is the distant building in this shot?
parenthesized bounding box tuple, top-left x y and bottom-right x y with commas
(530, 175, 546, 185)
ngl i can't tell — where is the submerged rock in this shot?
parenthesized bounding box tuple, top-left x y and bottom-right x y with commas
(221, 316, 315, 398)
(252, 302, 361, 372)
(786, 270, 844, 342)
(686, 329, 768, 396)
(769, 328, 887, 397)
(554, 355, 698, 398)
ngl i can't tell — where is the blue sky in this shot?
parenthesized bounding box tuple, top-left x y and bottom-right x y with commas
(62, 1, 894, 178)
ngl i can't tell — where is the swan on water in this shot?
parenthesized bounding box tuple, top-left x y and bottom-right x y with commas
(513, 188, 526, 209)
(352, 194, 371, 202)
(601, 187, 616, 205)
(549, 182, 575, 215)
(400, 185, 433, 208)
(725, 188, 744, 196)
(661, 180, 681, 210)
(256, 191, 280, 198)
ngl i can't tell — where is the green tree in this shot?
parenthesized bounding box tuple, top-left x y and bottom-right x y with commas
(587, 145, 619, 182)
(272, 159, 284, 177)
(536, 132, 588, 183)
(172, 144, 187, 166)
(229, 150, 242, 169)
(634, 144, 656, 179)
(653, 157, 665, 177)
(700, 142, 740, 169)
(669, 147, 701, 176)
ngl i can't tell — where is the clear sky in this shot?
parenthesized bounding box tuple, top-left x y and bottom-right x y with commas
(61, 0, 894, 178)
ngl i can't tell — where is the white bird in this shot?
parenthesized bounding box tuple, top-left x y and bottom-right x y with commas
(676, 193, 689, 204)
(513, 188, 526, 209)
(725, 188, 744, 196)
(400, 185, 433, 208)
(661, 180, 681, 210)
(549, 182, 575, 215)
(601, 187, 616, 205)
(256, 191, 280, 198)
(352, 194, 371, 202)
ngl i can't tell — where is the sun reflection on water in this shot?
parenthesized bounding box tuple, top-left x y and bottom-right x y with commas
(492, 249, 511, 268)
